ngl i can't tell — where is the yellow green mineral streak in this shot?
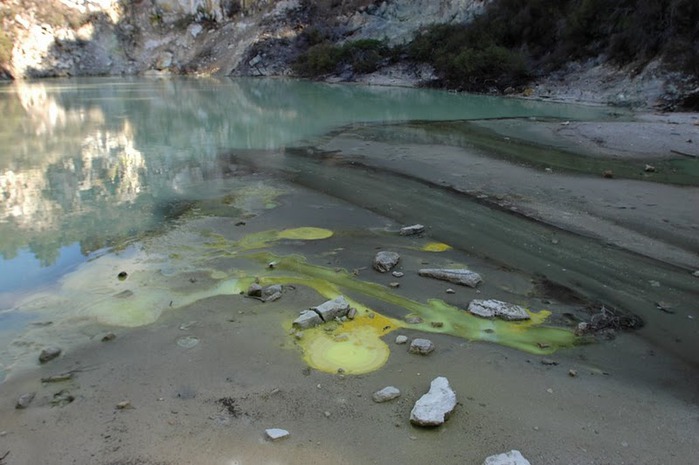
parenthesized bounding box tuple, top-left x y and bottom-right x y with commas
(248, 252, 576, 357)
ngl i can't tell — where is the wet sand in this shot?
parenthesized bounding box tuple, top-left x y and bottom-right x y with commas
(1, 112, 698, 465)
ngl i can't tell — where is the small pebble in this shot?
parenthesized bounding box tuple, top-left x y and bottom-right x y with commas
(391, 271, 404, 278)
(116, 400, 132, 410)
(102, 332, 116, 342)
(16, 392, 36, 409)
(395, 335, 408, 344)
(265, 428, 289, 441)
(389, 282, 400, 288)
(568, 369, 578, 377)
(445, 288, 455, 294)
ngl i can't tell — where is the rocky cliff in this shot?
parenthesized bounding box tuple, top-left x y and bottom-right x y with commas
(0, 0, 696, 109)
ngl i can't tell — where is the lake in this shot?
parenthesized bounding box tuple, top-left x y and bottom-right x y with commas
(0, 77, 697, 465)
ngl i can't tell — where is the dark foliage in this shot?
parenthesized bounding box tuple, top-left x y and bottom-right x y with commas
(292, 38, 393, 77)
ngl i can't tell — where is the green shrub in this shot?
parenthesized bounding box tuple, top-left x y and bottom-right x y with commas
(293, 43, 343, 76)
(293, 38, 393, 77)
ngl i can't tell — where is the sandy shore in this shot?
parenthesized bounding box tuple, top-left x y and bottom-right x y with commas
(0, 107, 698, 465)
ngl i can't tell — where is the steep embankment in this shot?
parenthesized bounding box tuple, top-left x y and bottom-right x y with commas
(0, 0, 697, 109)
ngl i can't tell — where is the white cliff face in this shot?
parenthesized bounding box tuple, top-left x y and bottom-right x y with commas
(345, 0, 491, 44)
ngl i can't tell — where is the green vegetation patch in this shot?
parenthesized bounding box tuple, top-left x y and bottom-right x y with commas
(293, 38, 394, 77)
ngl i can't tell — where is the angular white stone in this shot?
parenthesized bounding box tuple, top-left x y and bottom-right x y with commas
(373, 251, 401, 273)
(418, 268, 482, 287)
(409, 376, 456, 426)
(482, 450, 531, 465)
(292, 310, 323, 329)
(312, 295, 350, 321)
(467, 299, 530, 321)
(400, 224, 425, 236)
(395, 335, 409, 344)
(409, 338, 435, 355)
(265, 428, 289, 441)
(372, 386, 401, 403)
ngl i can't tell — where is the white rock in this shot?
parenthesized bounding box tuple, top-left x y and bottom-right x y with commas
(372, 386, 401, 403)
(395, 335, 408, 344)
(312, 295, 350, 321)
(418, 268, 482, 287)
(265, 428, 289, 441)
(400, 224, 425, 236)
(409, 338, 435, 355)
(482, 450, 532, 465)
(292, 310, 323, 329)
(373, 251, 401, 272)
(409, 376, 456, 426)
(467, 299, 530, 321)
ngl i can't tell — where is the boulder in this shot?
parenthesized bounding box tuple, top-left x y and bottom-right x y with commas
(400, 224, 425, 236)
(372, 386, 401, 403)
(418, 268, 482, 287)
(373, 251, 400, 273)
(409, 338, 435, 355)
(312, 295, 350, 321)
(467, 299, 530, 321)
(292, 310, 323, 329)
(410, 377, 456, 426)
(482, 450, 532, 465)
(16, 392, 36, 409)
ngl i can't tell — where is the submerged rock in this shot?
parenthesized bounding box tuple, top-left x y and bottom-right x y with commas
(409, 338, 435, 355)
(39, 347, 62, 364)
(400, 224, 425, 236)
(16, 392, 36, 409)
(410, 377, 456, 426)
(373, 251, 401, 273)
(418, 268, 482, 287)
(467, 299, 530, 321)
(482, 450, 532, 465)
(372, 386, 401, 403)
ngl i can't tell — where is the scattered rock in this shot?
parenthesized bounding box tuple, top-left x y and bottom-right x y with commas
(261, 284, 283, 302)
(418, 268, 482, 287)
(655, 301, 675, 314)
(102, 332, 116, 342)
(265, 428, 289, 441)
(372, 386, 401, 403)
(445, 288, 455, 294)
(692, 270, 699, 277)
(467, 299, 530, 321)
(16, 392, 35, 409)
(247, 283, 263, 297)
(400, 224, 425, 236)
(39, 347, 62, 364)
(373, 251, 401, 273)
(541, 358, 559, 366)
(347, 308, 357, 320)
(116, 400, 132, 410)
(482, 450, 532, 465)
(602, 170, 614, 178)
(293, 310, 323, 329)
(312, 295, 351, 321)
(409, 338, 435, 355)
(644, 164, 656, 172)
(568, 369, 578, 377)
(176, 336, 200, 348)
(51, 390, 75, 407)
(395, 335, 408, 344)
(409, 376, 456, 426)
(389, 282, 400, 288)
(41, 372, 74, 383)
(405, 316, 423, 324)
(392, 271, 404, 278)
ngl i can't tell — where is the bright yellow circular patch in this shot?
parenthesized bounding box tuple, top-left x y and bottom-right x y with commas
(277, 227, 334, 241)
(301, 326, 390, 375)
